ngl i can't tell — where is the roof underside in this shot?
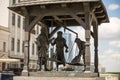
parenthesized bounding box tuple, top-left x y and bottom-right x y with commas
(14, 0, 100, 6)
(8, 0, 109, 27)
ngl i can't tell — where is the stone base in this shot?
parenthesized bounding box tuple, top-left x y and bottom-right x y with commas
(29, 71, 99, 77)
(14, 76, 105, 80)
(15, 71, 105, 80)
(21, 71, 29, 76)
(21, 66, 29, 76)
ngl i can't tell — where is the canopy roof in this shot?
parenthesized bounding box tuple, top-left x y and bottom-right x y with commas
(12, 0, 100, 6)
(8, 0, 109, 26)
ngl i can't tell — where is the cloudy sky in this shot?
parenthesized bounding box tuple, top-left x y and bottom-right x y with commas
(0, 0, 120, 72)
(98, 0, 120, 72)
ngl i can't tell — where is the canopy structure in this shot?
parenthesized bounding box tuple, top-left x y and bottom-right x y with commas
(8, 0, 109, 74)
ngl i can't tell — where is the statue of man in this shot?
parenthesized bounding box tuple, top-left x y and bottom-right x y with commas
(51, 31, 68, 71)
(36, 26, 49, 71)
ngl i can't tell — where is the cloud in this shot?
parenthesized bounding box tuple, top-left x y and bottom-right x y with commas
(99, 17, 120, 39)
(108, 4, 120, 10)
(99, 49, 120, 72)
(109, 40, 120, 48)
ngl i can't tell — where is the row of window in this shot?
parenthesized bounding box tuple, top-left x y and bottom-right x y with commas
(12, 13, 23, 28)
(12, 13, 41, 35)
(11, 38, 35, 55)
(11, 38, 24, 52)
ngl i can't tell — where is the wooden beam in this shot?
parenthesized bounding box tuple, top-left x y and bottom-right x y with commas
(70, 13, 87, 29)
(84, 2, 91, 72)
(49, 16, 64, 38)
(92, 11, 98, 25)
(52, 15, 78, 36)
(30, 7, 84, 16)
(90, 31, 94, 38)
(27, 15, 44, 32)
(49, 26, 61, 38)
(93, 21, 99, 73)
(54, 20, 78, 36)
(53, 16, 63, 23)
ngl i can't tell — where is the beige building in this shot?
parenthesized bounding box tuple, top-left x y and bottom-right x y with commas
(8, 0, 41, 72)
(0, 25, 10, 71)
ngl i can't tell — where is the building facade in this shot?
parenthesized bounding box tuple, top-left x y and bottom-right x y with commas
(0, 25, 10, 71)
(8, 0, 41, 72)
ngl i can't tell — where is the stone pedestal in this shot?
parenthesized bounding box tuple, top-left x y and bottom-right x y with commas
(14, 76, 105, 80)
(29, 71, 98, 77)
(15, 71, 105, 80)
(21, 66, 28, 76)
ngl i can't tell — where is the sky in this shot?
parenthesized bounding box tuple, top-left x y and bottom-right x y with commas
(0, 0, 120, 72)
(98, 0, 120, 72)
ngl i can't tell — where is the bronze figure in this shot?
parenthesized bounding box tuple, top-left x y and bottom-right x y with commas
(74, 38, 86, 71)
(36, 27, 49, 71)
(51, 31, 68, 71)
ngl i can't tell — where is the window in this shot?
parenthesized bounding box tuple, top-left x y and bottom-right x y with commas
(23, 18, 25, 29)
(17, 39, 20, 52)
(3, 42, 6, 52)
(12, 13, 15, 26)
(32, 43, 34, 55)
(18, 16, 21, 28)
(22, 41, 24, 52)
(11, 38, 14, 51)
(12, 0, 16, 5)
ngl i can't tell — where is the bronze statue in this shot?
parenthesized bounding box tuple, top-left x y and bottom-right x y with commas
(51, 31, 68, 71)
(73, 38, 86, 71)
(36, 26, 49, 71)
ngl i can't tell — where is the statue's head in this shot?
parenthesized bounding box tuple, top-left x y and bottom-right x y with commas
(57, 31, 63, 37)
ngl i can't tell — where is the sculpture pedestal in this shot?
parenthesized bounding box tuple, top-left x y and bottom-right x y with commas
(14, 76, 105, 80)
(21, 66, 28, 76)
(30, 71, 98, 77)
(14, 71, 106, 80)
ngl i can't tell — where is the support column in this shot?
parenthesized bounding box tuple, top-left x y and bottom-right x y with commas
(22, 16, 30, 76)
(84, 3, 91, 72)
(93, 22, 99, 73)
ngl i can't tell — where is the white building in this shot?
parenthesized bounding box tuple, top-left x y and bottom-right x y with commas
(0, 0, 41, 72)
(9, 0, 41, 70)
(0, 25, 10, 71)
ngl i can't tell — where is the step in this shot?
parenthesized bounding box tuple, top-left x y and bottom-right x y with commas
(29, 71, 99, 77)
(14, 76, 105, 80)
